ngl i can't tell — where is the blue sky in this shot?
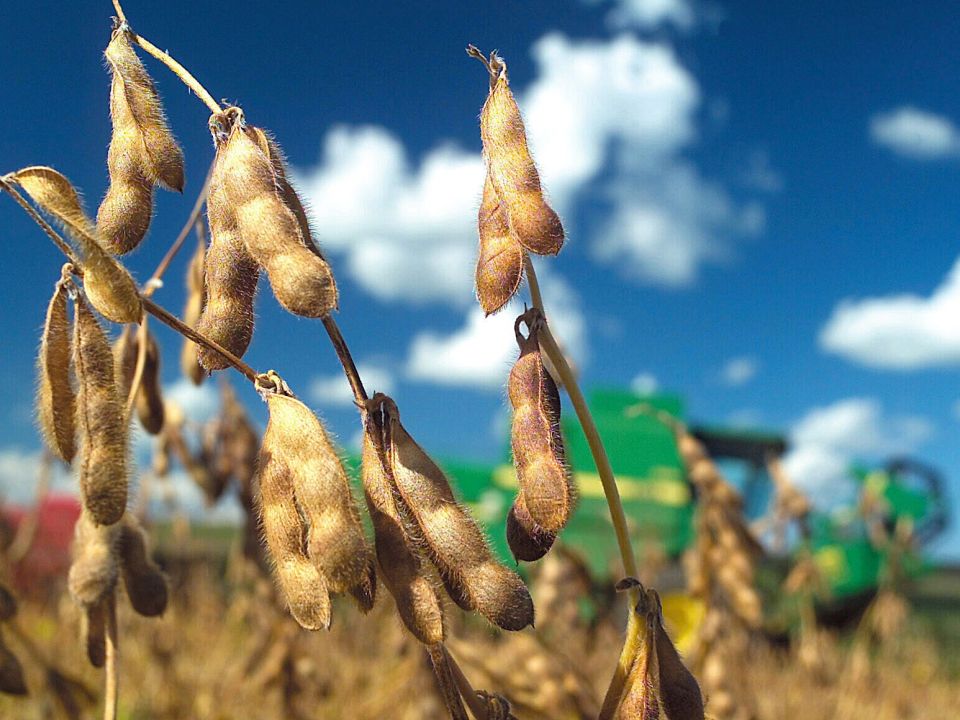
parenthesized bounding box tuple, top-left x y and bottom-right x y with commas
(2, 1, 960, 558)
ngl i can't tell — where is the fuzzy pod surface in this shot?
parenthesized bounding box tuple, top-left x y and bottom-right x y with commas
(508, 312, 574, 534)
(67, 512, 121, 607)
(382, 396, 533, 631)
(476, 172, 524, 316)
(361, 402, 444, 644)
(474, 48, 564, 256)
(180, 232, 207, 384)
(118, 515, 168, 617)
(37, 279, 77, 463)
(73, 296, 128, 525)
(506, 492, 556, 562)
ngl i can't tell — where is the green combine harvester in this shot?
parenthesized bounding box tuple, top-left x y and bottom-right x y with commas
(439, 388, 949, 625)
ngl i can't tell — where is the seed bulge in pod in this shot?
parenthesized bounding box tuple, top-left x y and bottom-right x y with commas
(476, 172, 524, 316)
(73, 296, 128, 525)
(37, 278, 77, 463)
(506, 493, 556, 562)
(382, 397, 533, 631)
(134, 329, 165, 435)
(263, 393, 375, 609)
(471, 47, 564, 256)
(118, 515, 168, 617)
(67, 512, 121, 607)
(361, 400, 444, 644)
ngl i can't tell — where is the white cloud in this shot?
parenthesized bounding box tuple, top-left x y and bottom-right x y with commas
(584, 0, 697, 30)
(631, 372, 659, 394)
(870, 106, 960, 160)
(309, 362, 395, 407)
(720, 356, 758, 386)
(296, 32, 765, 301)
(406, 269, 586, 390)
(820, 258, 960, 369)
(163, 378, 221, 423)
(783, 398, 932, 507)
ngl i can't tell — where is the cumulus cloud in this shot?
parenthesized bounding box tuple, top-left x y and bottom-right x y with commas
(720, 356, 758, 386)
(406, 269, 586, 389)
(820, 258, 960, 369)
(870, 106, 960, 160)
(631, 372, 659, 394)
(164, 377, 221, 423)
(309, 363, 395, 407)
(296, 32, 765, 301)
(783, 398, 932, 507)
(583, 0, 698, 30)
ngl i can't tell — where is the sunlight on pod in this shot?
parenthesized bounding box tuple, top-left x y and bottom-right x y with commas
(68, 511, 121, 607)
(262, 391, 376, 612)
(614, 607, 658, 719)
(210, 108, 338, 317)
(381, 395, 534, 631)
(97, 27, 184, 254)
(196, 110, 259, 369)
(180, 226, 206, 384)
(0, 631, 27, 696)
(37, 274, 76, 463)
(8, 165, 141, 322)
(73, 294, 128, 525)
(118, 514, 168, 617)
(476, 172, 525, 316)
(253, 376, 331, 629)
(506, 492, 556, 562)
(362, 397, 444, 645)
(509, 309, 575, 534)
(468, 45, 564, 256)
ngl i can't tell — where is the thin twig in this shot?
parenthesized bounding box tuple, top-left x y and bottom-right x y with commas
(427, 644, 469, 720)
(444, 645, 488, 720)
(523, 255, 641, 717)
(103, 593, 119, 720)
(112, 0, 222, 115)
(321, 315, 368, 405)
(0, 178, 82, 267)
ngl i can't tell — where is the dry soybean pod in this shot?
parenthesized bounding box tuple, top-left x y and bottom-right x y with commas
(476, 172, 524, 316)
(652, 598, 705, 720)
(614, 610, 658, 719)
(213, 110, 337, 317)
(361, 398, 444, 645)
(0, 630, 27, 696)
(196, 110, 259, 369)
(255, 379, 331, 630)
(118, 515, 168, 617)
(98, 26, 184, 254)
(382, 396, 533, 631)
(73, 294, 128, 525)
(469, 45, 564, 256)
(134, 329, 165, 435)
(37, 274, 77, 463)
(68, 511, 121, 608)
(506, 492, 556, 563)
(180, 226, 206, 384)
(508, 309, 574, 533)
(263, 390, 375, 611)
(0, 584, 16, 622)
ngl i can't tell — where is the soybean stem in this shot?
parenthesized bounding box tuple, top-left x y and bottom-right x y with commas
(427, 644, 470, 720)
(523, 255, 641, 716)
(321, 315, 368, 404)
(112, 1, 222, 115)
(444, 646, 488, 720)
(103, 593, 119, 720)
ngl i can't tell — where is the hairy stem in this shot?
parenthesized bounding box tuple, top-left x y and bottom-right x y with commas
(103, 593, 119, 720)
(428, 644, 469, 720)
(321, 315, 368, 405)
(112, 0, 222, 115)
(444, 645, 488, 720)
(523, 255, 641, 716)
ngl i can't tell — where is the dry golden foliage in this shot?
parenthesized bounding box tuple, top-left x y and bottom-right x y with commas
(73, 295, 128, 525)
(37, 276, 77, 463)
(471, 46, 564, 257)
(476, 172, 525, 315)
(379, 395, 534, 631)
(360, 404, 445, 645)
(98, 27, 184, 254)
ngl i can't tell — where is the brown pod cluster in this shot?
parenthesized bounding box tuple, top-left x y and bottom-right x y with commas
(208, 108, 337, 320)
(115, 325, 166, 435)
(9, 166, 141, 323)
(506, 309, 574, 560)
(118, 515, 168, 617)
(74, 294, 128, 525)
(255, 379, 374, 628)
(37, 277, 77, 463)
(97, 27, 184, 254)
(180, 227, 207, 384)
(361, 403, 444, 645)
(470, 45, 564, 257)
(476, 172, 525, 315)
(379, 394, 534, 631)
(67, 512, 121, 608)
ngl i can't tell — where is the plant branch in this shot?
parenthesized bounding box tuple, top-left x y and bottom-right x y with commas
(427, 644, 469, 720)
(0, 178, 82, 267)
(113, 1, 222, 115)
(124, 313, 149, 421)
(523, 255, 641, 716)
(444, 645, 488, 720)
(103, 593, 119, 720)
(321, 315, 368, 405)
